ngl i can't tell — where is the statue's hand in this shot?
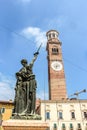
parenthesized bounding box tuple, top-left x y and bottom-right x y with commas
(34, 51, 39, 56)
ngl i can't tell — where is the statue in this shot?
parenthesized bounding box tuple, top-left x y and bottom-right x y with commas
(13, 44, 42, 118)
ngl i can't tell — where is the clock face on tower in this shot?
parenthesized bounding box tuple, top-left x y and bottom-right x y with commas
(51, 61, 62, 71)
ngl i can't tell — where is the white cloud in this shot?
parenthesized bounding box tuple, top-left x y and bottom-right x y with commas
(21, 27, 47, 48)
(0, 72, 15, 101)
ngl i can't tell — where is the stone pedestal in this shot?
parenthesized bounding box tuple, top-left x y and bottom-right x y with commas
(2, 119, 49, 130)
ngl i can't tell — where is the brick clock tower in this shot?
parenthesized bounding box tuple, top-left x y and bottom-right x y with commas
(46, 30, 67, 100)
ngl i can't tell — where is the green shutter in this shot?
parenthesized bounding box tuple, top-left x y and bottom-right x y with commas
(70, 123, 73, 128)
(62, 123, 65, 128)
(54, 123, 57, 128)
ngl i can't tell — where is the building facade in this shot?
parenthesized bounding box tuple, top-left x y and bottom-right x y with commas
(41, 99, 87, 130)
(0, 100, 14, 121)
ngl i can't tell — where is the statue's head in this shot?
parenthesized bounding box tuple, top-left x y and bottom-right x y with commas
(21, 59, 28, 66)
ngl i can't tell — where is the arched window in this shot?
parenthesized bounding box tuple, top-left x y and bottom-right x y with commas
(46, 111, 50, 120)
(58, 111, 63, 119)
(52, 47, 58, 55)
(52, 33, 55, 38)
(71, 111, 75, 119)
(49, 34, 51, 39)
(83, 111, 87, 119)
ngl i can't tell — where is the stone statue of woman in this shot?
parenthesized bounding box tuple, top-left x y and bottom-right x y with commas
(14, 52, 39, 115)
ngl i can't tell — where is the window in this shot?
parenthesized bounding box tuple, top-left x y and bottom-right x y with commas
(53, 123, 57, 129)
(46, 111, 50, 119)
(49, 34, 51, 38)
(70, 123, 73, 129)
(52, 33, 55, 38)
(1, 108, 5, 113)
(83, 112, 87, 119)
(58, 111, 63, 119)
(62, 123, 65, 129)
(77, 123, 81, 129)
(71, 111, 75, 119)
(52, 48, 58, 55)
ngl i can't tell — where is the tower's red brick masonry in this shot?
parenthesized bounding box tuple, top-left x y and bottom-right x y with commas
(46, 30, 67, 100)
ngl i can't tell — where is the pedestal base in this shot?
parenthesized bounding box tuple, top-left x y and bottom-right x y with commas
(2, 119, 49, 130)
(11, 113, 41, 120)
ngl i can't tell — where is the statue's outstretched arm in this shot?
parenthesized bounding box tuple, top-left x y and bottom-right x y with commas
(30, 52, 39, 66)
(30, 43, 42, 66)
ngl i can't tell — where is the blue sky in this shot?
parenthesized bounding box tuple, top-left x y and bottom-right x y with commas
(0, 0, 87, 101)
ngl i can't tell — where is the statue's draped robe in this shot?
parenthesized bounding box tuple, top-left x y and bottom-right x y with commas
(14, 62, 37, 114)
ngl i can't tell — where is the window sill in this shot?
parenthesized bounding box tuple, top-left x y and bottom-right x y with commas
(71, 118, 76, 120)
(58, 118, 63, 120)
(46, 119, 50, 120)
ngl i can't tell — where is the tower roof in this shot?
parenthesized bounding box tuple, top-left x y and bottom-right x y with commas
(46, 30, 59, 36)
(46, 30, 59, 41)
